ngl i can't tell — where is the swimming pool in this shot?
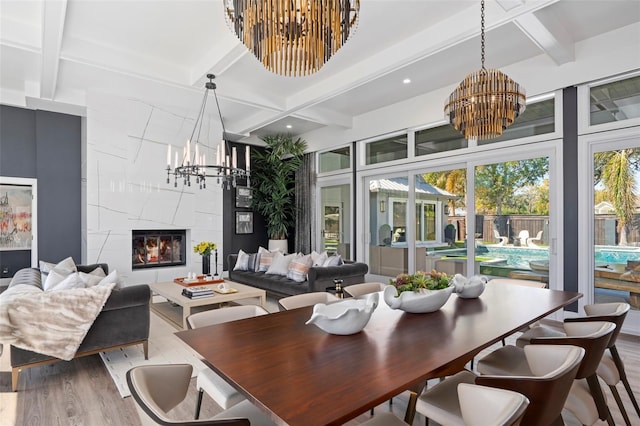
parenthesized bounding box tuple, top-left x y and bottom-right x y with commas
(434, 245, 640, 269)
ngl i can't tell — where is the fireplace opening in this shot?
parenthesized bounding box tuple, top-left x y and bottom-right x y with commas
(132, 230, 186, 269)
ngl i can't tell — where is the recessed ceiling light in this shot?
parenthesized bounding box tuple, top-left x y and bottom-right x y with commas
(286, 124, 293, 129)
(403, 78, 411, 84)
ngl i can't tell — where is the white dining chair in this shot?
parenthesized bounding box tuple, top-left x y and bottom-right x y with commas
(278, 291, 339, 310)
(344, 282, 388, 298)
(126, 363, 275, 426)
(416, 344, 584, 426)
(478, 321, 617, 426)
(186, 305, 269, 419)
(516, 302, 637, 425)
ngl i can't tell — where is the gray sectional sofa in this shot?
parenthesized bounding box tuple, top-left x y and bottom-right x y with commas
(7, 264, 151, 391)
(228, 253, 368, 298)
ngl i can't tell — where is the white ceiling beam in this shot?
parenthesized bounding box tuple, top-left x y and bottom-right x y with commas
(291, 107, 352, 129)
(188, 34, 248, 86)
(513, 12, 574, 65)
(40, 0, 67, 100)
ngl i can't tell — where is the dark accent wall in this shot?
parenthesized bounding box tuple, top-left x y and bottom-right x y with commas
(222, 142, 268, 270)
(562, 86, 579, 311)
(0, 105, 81, 277)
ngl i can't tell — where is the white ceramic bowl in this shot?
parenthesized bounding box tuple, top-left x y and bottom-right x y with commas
(383, 285, 454, 313)
(305, 293, 379, 335)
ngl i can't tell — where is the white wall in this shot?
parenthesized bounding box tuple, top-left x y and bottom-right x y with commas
(85, 90, 224, 285)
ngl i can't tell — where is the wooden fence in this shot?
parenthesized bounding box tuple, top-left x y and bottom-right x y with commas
(446, 214, 640, 246)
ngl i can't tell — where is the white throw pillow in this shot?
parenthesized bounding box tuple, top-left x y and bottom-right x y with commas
(234, 249, 251, 271)
(98, 270, 125, 289)
(257, 249, 277, 272)
(45, 270, 85, 291)
(323, 254, 343, 267)
(265, 253, 295, 276)
(311, 251, 328, 267)
(287, 254, 313, 282)
(79, 267, 107, 287)
(40, 256, 77, 283)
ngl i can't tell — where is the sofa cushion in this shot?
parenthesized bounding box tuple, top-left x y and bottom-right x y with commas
(287, 254, 313, 282)
(323, 254, 344, 267)
(98, 270, 125, 289)
(258, 250, 277, 272)
(41, 257, 77, 288)
(79, 267, 107, 287)
(311, 251, 328, 267)
(266, 253, 296, 276)
(47, 271, 87, 291)
(234, 249, 251, 271)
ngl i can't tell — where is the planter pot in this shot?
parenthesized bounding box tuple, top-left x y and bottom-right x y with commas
(268, 239, 288, 253)
(383, 285, 455, 313)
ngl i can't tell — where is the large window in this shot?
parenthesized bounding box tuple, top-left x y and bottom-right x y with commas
(319, 146, 350, 173)
(590, 75, 640, 125)
(415, 125, 467, 156)
(478, 98, 555, 145)
(365, 134, 407, 165)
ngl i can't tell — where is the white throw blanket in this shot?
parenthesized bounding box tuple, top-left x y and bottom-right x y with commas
(0, 283, 114, 360)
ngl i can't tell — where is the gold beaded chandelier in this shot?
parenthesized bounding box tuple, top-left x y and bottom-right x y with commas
(225, 0, 360, 77)
(445, 0, 526, 140)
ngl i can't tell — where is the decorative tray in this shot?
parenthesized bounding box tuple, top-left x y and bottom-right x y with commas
(214, 287, 238, 294)
(174, 277, 225, 287)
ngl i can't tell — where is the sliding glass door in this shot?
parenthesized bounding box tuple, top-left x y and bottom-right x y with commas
(319, 182, 352, 260)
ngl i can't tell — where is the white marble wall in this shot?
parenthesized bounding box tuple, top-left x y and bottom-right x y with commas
(85, 91, 224, 285)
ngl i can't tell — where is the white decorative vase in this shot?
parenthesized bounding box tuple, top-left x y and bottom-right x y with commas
(452, 274, 488, 299)
(383, 285, 454, 313)
(268, 239, 288, 253)
(306, 293, 379, 335)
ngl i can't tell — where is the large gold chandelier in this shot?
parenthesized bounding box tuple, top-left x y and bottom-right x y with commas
(445, 0, 526, 140)
(225, 0, 360, 77)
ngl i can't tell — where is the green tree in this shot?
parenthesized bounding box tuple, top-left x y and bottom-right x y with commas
(422, 168, 466, 214)
(475, 158, 549, 215)
(595, 149, 639, 245)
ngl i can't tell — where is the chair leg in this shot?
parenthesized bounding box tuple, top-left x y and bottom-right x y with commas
(586, 374, 614, 426)
(611, 345, 640, 417)
(195, 389, 204, 419)
(610, 384, 632, 426)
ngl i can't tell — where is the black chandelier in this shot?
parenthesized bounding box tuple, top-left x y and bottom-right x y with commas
(165, 74, 249, 190)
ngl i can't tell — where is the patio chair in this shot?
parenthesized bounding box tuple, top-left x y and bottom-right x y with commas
(528, 230, 543, 247)
(516, 230, 530, 246)
(493, 229, 508, 246)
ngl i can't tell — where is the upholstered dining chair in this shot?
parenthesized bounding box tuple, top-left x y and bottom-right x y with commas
(516, 302, 637, 425)
(126, 364, 275, 426)
(415, 344, 584, 426)
(343, 282, 388, 298)
(360, 383, 529, 426)
(278, 291, 339, 311)
(186, 305, 269, 419)
(478, 321, 617, 426)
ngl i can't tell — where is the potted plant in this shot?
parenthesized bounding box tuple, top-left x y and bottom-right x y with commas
(251, 134, 307, 252)
(383, 270, 455, 313)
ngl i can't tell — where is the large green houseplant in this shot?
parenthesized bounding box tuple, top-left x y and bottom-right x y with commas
(251, 135, 307, 250)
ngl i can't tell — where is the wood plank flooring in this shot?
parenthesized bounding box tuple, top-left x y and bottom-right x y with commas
(1, 301, 639, 426)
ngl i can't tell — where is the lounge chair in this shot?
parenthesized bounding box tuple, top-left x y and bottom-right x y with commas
(528, 230, 543, 246)
(517, 230, 530, 246)
(493, 229, 508, 246)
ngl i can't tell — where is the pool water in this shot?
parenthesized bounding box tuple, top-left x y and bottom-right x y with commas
(435, 245, 640, 269)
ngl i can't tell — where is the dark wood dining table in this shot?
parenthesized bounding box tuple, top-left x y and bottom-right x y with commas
(176, 283, 581, 426)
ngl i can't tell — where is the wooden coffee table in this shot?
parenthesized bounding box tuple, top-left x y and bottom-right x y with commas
(149, 280, 266, 329)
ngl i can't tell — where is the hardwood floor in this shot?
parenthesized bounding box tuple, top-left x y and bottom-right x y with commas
(1, 304, 639, 425)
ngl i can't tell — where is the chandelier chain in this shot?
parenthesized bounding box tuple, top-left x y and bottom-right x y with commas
(481, 0, 486, 70)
